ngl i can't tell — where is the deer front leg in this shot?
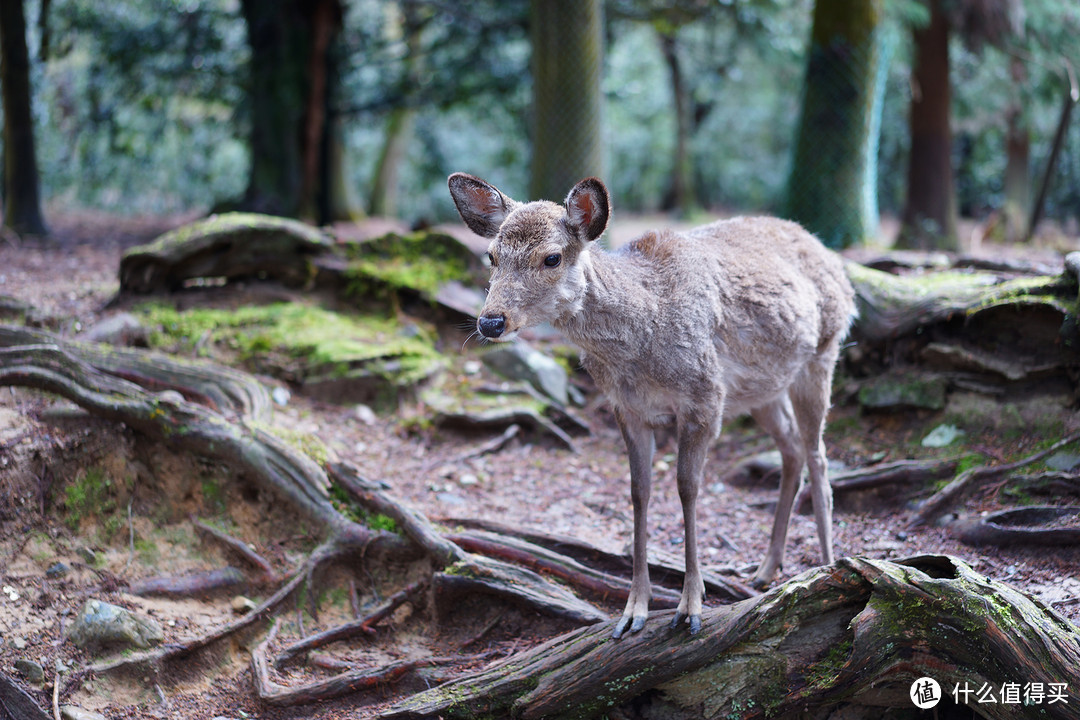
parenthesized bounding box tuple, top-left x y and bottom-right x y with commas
(671, 416, 715, 634)
(612, 415, 655, 639)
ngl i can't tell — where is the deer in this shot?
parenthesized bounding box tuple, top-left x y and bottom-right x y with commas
(448, 172, 857, 638)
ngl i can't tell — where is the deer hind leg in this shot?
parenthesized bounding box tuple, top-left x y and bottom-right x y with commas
(790, 355, 839, 567)
(612, 412, 655, 639)
(749, 395, 806, 588)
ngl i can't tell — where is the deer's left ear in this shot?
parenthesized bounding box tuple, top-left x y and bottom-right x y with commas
(565, 178, 610, 242)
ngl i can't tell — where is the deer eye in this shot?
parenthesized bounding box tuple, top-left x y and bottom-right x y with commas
(543, 253, 562, 268)
(486, 252, 497, 268)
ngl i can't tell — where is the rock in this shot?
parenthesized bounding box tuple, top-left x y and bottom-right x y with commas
(64, 599, 164, 651)
(231, 596, 257, 614)
(14, 658, 44, 684)
(1046, 452, 1080, 472)
(858, 372, 947, 411)
(76, 547, 97, 565)
(271, 386, 291, 406)
(10, 636, 27, 650)
(60, 706, 109, 720)
(921, 423, 966, 448)
(46, 562, 70, 578)
(482, 343, 569, 404)
(83, 313, 148, 347)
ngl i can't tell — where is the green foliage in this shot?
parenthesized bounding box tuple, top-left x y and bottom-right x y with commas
(13, 0, 1080, 229)
(36, 0, 248, 212)
(64, 466, 115, 530)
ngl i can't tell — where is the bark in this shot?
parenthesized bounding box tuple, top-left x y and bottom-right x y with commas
(1002, 57, 1030, 243)
(239, 0, 341, 219)
(369, 108, 416, 218)
(382, 555, 1080, 719)
(0, 0, 47, 236)
(529, 0, 605, 201)
(658, 30, 696, 217)
(897, 0, 959, 250)
(785, 0, 886, 249)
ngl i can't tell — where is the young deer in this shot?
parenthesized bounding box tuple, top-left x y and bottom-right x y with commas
(448, 173, 856, 637)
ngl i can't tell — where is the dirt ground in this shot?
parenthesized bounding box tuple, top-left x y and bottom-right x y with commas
(2, 209, 1080, 719)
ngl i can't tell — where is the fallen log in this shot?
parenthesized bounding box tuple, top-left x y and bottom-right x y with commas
(381, 555, 1080, 720)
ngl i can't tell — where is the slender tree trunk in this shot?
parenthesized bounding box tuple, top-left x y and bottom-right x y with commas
(658, 30, 696, 217)
(369, 109, 415, 218)
(529, 0, 605, 202)
(785, 0, 886, 249)
(369, 1, 421, 219)
(326, 115, 365, 223)
(0, 0, 47, 237)
(1003, 57, 1029, 243)
(897, 0, 958, 250)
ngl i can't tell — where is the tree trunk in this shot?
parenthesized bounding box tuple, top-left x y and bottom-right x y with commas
(239, 0, 340, 219)
(0, 0, 47, 237)
(658, 30, 696, 217)
(369, 109, 415, 218)
(529, 0, 605, 202)
(1001, 57, 1030, 243)
(784, 0, 886, 249)
(897, 0, 959, 250)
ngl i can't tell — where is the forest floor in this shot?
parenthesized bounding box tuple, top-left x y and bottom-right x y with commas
(2, 209, 1080, 719)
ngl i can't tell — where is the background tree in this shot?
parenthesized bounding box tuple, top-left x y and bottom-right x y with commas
(240, 0, 342, 221)
(529, 0, 605, 202)
(784, 0, 888, 249)
(896, 0, 1021, 250)
(0, 0, 48, 236)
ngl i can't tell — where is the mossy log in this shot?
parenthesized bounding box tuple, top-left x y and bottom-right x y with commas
(383, 555, 1080, 720)
(119, 212, 335, 293)
(846, 260, 1078, 344)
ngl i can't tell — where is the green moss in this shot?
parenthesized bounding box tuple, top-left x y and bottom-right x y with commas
(137, 301, 444, 394)
(64, 467, 116, 531)
(343, 231, 477, 301)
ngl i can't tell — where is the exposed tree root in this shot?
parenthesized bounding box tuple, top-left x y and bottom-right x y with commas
(193, 518, 279, 582)
(908, 432, 1080, 528)
(10, 321, 1079, 717)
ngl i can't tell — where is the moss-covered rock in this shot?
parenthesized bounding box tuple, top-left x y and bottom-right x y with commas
(137, 301, 445, 410)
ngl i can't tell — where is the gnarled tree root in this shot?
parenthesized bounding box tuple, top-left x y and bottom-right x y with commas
(381, 555, 1080, 720)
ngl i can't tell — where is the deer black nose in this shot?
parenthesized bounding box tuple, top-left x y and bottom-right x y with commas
(478, 315, 506, 338)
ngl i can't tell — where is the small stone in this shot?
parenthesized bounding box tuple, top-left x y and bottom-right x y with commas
(353, 404, 376, 425)
(10, 636, 27, 650)
(60, 706, 109, 720)
(458, 473, 479, 486)
(272, 386, 291, 406)
(83, 312, 148, 347)
(46, 562, 71, 578)
(14, 658, 45, 683)
(231, 596, 257, 614)
(462, 360, 482, 375)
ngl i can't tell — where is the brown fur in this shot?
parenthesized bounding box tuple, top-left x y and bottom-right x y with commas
(448, 173, 857, 637)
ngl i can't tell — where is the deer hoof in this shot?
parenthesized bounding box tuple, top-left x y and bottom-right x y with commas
(612, 615, 646, 639)
(671, 612, 703, 634)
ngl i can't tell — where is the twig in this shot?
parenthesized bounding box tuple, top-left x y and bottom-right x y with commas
(193, 519, 278, 581)
(908, 432, 1080, 528)
(275, 580, 428, 668)
(52, 671, 60, 720)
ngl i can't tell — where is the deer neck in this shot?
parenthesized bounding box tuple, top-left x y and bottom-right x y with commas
(554, 246, 657, 359)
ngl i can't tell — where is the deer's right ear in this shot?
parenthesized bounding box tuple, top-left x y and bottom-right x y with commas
(448, 173, 516, 239)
